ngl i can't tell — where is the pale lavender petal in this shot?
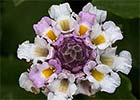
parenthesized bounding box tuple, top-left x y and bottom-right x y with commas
(83, 60, 96, 75)
(52, 34, 64, 47)
(48, 58, 62, 74)
(79, 11, 96, 28)
(29, 61, 60, 88)
(29, 67, 46, 88)
(33, 17, 52, 35)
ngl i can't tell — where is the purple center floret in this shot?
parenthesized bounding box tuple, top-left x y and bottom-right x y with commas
(53, 35, 96, 74)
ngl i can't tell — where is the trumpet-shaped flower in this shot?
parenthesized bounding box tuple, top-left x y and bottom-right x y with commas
(48, 3, 76, 33)
(47, 71, 77, 100)
(75, 11, 95, 37)
(90, 21, 123, 49)
(29, 59, 62, 88)
(33, 17, 60, 43)
(84, 61, 120, 93)
(99, 47, 132, 74)
(17, 36, 54, 63)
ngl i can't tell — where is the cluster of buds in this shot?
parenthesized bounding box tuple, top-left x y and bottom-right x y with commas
(17, 3, 132, 100)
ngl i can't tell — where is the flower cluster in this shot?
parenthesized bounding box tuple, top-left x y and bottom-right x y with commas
(17, 3, 132, 100)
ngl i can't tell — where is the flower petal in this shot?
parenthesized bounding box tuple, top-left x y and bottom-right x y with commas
(113, 51, 132, 74)
(19, 72, 40, 94)
(17, 36, 54, 63)
(103, 21, 123, 43)
(82, 3, 107, 23)
(100, 71, 120, 93)
(48, 3, 72, 20)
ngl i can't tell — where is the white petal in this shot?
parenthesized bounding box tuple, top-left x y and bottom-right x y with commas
(17, 41, 35, 62)
(48, 73, 77, 98)
(103, 21, 123, 43)
(83, 3, 107, 23)
(119, 50, 132, 65)
(90, 23, 102, 39)
(46, 43, 55, 59)
(100, 71, 120, 93)
(34, 36, 48, 48)
(48, 3, 72, 20)
(56, 16, 76, 33)
(48, 92, 68, 100)
(19, 72, 39, 93)
(87, 76, 100, 91)
(102, 47, 117, 57)
(113, 51, 132, 74)
(96, 64, 112, 74)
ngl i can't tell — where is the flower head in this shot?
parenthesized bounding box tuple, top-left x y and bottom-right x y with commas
(17, 2, 132, 100)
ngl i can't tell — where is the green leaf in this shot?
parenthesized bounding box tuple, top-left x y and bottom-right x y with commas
(13, 0, 27, 6)
(1, 0, 63, 56)
(74, 73, 136, 100)
(0, 85, 45, 99)
(92, 0, 140, 19)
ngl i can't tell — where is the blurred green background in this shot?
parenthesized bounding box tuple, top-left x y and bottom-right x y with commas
(0, 0, 139, 99)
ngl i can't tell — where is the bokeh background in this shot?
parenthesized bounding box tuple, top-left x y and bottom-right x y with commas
(0, 0, 139, 99)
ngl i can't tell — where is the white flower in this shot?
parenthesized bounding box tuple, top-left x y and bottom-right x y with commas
(84, 61, 120, 93)
(90, 21, 123, 49)
(100, 47, 132, 74)
(47, 71, 77, 100)
(48, 3, 76, 33)
(82, 3, 107, 23)
(17, 36, 54, 63)
(19, 72, 40, 94)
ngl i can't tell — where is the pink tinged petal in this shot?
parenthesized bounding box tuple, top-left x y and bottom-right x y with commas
(29, 67, 46, 88)
(52, 34, 64, 47)
(83, 60, 96, 75)
(19, 72, 40, 94)
(33, 17, 52, 35)
(29, 62, 60, 88)
(79, 11, 96, 28)
(48, 58, 62, 74)
(84, 37, 96, 49)
(77, 80, 95, 96)
(82, 3, 107, 23)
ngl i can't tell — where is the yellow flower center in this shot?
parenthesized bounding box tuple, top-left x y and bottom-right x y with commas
(78, 24, 88, 36)
(90, 69, 104, 81)
(92, 34, 106, 45)
(46, 30, 57, 41)
(60, 19, 70, 31)
(35, 47, 48, 57)
(59, 79, 69, 93)
(100, 56, 114, 66)
(42, 66, 56, 78)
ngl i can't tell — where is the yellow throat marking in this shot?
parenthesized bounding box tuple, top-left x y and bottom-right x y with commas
(59, 79, 69, 93)
(91, 69, 104, 81)
(35, 47, 48, 57)
(92, 34, 106, 45)
(42, 66, 56, 78)
(46, 30, 57, 41)
(60, 19, 70, 31)
(78, 24, 88, 36)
